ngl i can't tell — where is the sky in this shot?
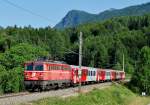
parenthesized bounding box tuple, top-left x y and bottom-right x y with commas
(0, 0, 150, 28)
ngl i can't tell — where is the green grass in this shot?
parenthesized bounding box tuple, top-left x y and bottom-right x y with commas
(22, 84, 150, 105)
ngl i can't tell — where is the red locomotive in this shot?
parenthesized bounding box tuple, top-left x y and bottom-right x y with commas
(24, 60, 125, 91)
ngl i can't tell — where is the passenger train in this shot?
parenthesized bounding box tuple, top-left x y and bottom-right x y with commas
(24, 60, 125, 91)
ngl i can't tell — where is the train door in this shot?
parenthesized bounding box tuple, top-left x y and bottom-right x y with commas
(121, 72, 125, 80)
(111, 71, 115, 80)
(100, 70, 106, 81)
(106, 70, 111, 80)
(87, 67, 97, 82)
(116, 72, 120, 80)
(96, 70, 100, 81)
(122, 72, 125, 80)
(71, 67, 79, 84)
(81, 69, 88, 82)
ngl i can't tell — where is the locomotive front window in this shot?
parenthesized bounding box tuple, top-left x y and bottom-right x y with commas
(35, 65, 43, 71)
(26, 64, 33, 71)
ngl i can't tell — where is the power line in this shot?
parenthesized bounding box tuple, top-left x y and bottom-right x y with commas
(1, 0, 79, 56)
(2, 0, 52, 23)
(62, 47, 79, 55)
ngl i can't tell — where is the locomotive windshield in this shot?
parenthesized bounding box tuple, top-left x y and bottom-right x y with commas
(25, 64, 43, 71)
(26, 64, 33, 71)
(35, 65, 43, 71)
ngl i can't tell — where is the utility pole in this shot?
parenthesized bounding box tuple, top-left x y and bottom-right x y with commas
(78, 32, 82, 92)
(123, 54, 125, 72)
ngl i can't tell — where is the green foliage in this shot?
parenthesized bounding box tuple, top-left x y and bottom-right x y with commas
(0, 65, 7, 93)
(125, 63, 134, 74)
(130, 46, 150, 95)
(0, 43, 49, 93)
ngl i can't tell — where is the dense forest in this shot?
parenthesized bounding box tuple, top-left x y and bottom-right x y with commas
(0, 14, 150, 95)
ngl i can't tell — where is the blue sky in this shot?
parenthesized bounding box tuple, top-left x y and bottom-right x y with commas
(0, 0, 150, 28)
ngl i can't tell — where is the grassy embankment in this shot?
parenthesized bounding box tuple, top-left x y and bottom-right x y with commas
(22, 84, 150, 105)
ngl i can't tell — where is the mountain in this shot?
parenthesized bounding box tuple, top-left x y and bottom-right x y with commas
(55, 2, 150, 29)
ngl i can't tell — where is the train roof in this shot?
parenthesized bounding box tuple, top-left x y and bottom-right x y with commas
(25, 60, 67, 65)
(70, 65, 124, 72)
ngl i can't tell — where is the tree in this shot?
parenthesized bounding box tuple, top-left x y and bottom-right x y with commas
(0, 43, 49, 93)
(130, 46, 150, 95)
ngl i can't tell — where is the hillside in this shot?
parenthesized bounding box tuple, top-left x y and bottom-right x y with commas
(55, 2, 150, 29)
(21, 85, 150, 105)
(1, 14, 150, 94)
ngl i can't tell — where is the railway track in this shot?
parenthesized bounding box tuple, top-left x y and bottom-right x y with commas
(0, 82, 114, 105)
(0, 92, 30, 99)
(0, 80, 129, 100)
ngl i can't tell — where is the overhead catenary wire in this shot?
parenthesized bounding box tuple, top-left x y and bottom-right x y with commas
(1, 0, 80, 61)
(1, 0, 81, 56)
(1, 0, 52, 22)
(62, 47, 79, 55)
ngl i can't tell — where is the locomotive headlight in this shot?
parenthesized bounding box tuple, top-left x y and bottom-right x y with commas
(24, 73, 29, 79)
(39, 73, 44, 80)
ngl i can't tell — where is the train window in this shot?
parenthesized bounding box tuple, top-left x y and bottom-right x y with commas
(106, 72, 110, 76)
(48, 66, 51, 70)
(58, 66, 60, 70)
(54, 66, 56, 70)
(50, 66, 54, 70)
(91, 71, 93, 76)
(93, 71, 95, 76)
(53, 66, 55, 70)
(63, 67, 69, 70)
(26, 64, 33, 71)
(52, 66, 56, 70)
(49, 66, 52, 70)
(35, 65, 43, 71)
(88, 71, 90, 76)
(50, 66, 53, 70)
(58, 66, 61, 70)
(55, 66, 58, 70)
(51, 66, 54, 70)
(62, 66, 63, 70)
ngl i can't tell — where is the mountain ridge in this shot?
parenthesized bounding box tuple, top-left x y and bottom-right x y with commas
(55, 2, 150, 29)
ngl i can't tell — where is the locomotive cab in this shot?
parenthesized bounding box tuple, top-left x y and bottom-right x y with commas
(24, 62, 45, 80)
(24, 62, 46, 90)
